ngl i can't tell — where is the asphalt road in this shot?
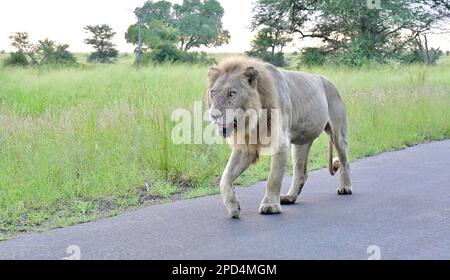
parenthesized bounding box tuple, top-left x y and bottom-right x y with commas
(0, 140, 449, 260)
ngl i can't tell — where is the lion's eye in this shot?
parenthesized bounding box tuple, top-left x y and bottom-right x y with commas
(229, 91, 237, 97)
(210, 90, 215, 97)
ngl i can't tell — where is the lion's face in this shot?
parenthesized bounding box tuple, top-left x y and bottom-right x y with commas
(206, 66, 260, 138)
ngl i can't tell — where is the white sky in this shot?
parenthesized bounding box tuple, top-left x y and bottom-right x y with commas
(1, 0, 449, 53)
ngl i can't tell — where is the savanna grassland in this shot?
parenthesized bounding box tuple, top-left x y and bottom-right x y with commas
(1, 53, 449, 239)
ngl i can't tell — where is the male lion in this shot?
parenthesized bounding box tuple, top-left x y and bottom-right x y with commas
(206, 57, 351, 218)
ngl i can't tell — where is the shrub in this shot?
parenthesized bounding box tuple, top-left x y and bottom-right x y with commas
(337, 42, 375, 67)
(269, 52, 287, 67)
(401, 48, 443, 65)
(140, 45, 216, 65)
(426, 48, 443, 65)
(300, 48, 326, 66)
(150, 44, 182, 63)
(245, 50, 286, 67)
(3, 51, 29, 67)
(87, 49, 118, 64)
(178, 51, 216, 65)
(36, 39, 77, 66)
(401, 50, 423, 64)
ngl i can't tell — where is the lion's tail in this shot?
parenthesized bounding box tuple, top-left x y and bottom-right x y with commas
(328, 137, 341, 176)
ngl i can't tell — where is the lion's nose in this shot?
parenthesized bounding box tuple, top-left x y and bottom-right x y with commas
(210, 109, 223, 121)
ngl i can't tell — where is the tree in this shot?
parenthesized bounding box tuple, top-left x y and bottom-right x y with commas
(7, 32, 76, 66)
(125, 0, 230, 65)
(84, 24, 119, 63)
(250, 3, 292, 56)
(252, 0, 450, 65)
(173, 0, 230, 51)
(9, 32, 38, 64)
(246, 27, 291, 66)
(125, 0, 179, 66)
(36, 39, 76, 65)
(125, 14, 179, 51)
(247, 1, 293, 66)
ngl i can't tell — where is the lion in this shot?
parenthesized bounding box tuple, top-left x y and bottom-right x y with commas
(205, 57, 351, 218)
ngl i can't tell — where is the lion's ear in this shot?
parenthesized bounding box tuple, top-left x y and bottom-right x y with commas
(208, 67, 221, 84)
(243, 66, 259, 88)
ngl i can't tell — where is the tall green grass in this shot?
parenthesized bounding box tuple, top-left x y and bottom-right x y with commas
(0, 55, 449, 238)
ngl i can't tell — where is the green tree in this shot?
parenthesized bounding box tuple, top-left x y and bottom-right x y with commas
(125, 0, 179, 50)
(7, 33, 76, 66)
(252, 0, 450, 66)
(36, 39, 76, 65)
(8, 32, 38, 64)
(125, 0, 229, 64)
(174, 0, 230, 51)
(125, 0, 179, 66)
(247, 1, 293, 66)
(84, 24, 119, 63)
(125, 20, 179, 51)
(246, 27, 291, 66)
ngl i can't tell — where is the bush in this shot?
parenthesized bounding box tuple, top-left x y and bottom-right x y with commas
(178, 51, 216, 65)
(150, 44, 182, 63)
(337, 43, 374, 67)
(37, 40, 77, 66)
(140, 45, 216, 65)
(270, 52, 287, 67)
(42, 45, 76, 66)
(3, 51, 29, 67)
(401, 51, 423, 64)
(426, 48, 443, 65)
(401, 48, 443, 65)
(245, 50, 286, 67)
(87, 49, 118, 64)
(329, 37, 387, 67)
(300, 48, 326, 66)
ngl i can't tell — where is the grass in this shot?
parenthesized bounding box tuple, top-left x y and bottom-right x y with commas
(0, 53, 449, 239)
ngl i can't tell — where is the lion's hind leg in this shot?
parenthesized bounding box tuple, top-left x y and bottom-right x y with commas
(280, 141, 313, 205)
(326, 121, 352, 195)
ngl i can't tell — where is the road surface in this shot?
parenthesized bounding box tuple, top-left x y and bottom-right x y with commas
(0, 140, 449, 260)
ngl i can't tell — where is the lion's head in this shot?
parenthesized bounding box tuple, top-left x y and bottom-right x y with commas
(205, 57, 278, 139)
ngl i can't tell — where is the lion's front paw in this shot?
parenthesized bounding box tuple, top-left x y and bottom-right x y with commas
(337, 185, 352, 195)
(225, 201, 241, 218)
(280, 194, 297, 205)
(258, 203, 281, 215)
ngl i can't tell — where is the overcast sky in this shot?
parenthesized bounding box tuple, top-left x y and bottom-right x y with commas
(1, 0, 449, 53)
